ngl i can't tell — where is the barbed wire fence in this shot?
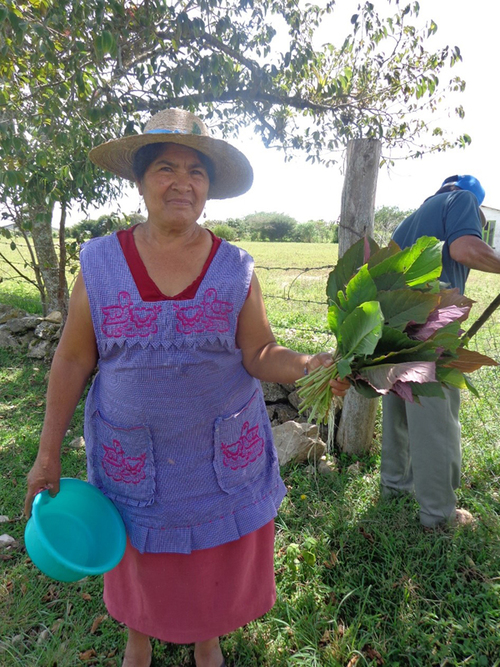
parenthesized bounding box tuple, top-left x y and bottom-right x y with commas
(1, 237, 499, 443)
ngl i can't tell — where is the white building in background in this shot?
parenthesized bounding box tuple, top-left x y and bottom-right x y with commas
(481, 206, 500, 249)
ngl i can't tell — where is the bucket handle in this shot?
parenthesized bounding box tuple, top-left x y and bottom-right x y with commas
(33, 488, 53, 508)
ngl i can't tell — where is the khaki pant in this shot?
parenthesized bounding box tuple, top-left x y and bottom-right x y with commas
(381, 386, 462, 527)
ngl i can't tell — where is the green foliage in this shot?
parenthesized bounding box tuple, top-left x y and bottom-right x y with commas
(204, 217, 248, 239)
(210, 223, 237, 241)
(373, 205, 415, 246)
(331, 223, 339, 244)
(70, 213, 140, 242)
(205, 217, 338, 243)
(293, 220, 338, 244)
(0, 0, 467, 165)
(0, 0, 467, 312)
(244, 212, 298, 242)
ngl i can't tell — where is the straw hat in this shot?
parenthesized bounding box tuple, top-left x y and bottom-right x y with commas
(89, 108, 253, 199)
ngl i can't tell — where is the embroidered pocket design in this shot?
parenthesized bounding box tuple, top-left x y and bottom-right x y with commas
(102, 439, 147, 484)
(213, 390, 270, 494)
(221, 422, 264, 470)
(174, 287, 233, 334)
(90, 411, 156, 507)
(101, 291, 161, 338)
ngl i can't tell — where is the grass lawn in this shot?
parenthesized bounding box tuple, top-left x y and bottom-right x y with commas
(1, 241, 500, 666)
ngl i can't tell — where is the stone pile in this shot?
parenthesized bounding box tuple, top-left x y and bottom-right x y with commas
(0, 304, 62, 360)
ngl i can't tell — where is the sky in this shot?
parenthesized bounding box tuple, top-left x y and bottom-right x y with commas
(66, 0, 499, 226)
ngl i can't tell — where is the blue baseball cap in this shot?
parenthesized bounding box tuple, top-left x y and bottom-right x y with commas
(441, 174, 485, 205)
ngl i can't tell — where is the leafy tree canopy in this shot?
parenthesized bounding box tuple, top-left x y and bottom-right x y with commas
(1, 0, 468, 174)
(0, 0, 468, 312)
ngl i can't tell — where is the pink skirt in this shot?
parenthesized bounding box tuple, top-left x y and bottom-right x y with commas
(103, 520, 276, 644)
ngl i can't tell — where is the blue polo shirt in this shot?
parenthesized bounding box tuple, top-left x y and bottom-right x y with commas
(392, 190, 482, 294)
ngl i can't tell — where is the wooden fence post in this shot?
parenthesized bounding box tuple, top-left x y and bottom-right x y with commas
(336, 138, 381, 455)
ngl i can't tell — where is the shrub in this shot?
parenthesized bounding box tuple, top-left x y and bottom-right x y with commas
(373, 205, 414, 246)
(211, 224, 236, 241)
(245, 212, 298, 242)
(69, 213, 143, 241)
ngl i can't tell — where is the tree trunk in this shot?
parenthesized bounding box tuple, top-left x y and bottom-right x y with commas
(29, 203, 67, 316)
(336, 139, 382, 455)
(57, 202, 69, 320)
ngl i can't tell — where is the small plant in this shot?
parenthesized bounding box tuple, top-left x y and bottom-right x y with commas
(285, 536, 318, 578)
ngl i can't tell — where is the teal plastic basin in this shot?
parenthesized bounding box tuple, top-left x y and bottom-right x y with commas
(25, 478, 126, 582)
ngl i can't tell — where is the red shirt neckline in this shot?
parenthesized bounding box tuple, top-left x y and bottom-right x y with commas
(117, 226, 222, 302)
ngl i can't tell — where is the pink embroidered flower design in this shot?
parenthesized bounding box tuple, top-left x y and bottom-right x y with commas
(221, 421, 265, 470)
(101, 291, 161, 338)
(102, 439, 147, 484)
(174, 288, 233, 334)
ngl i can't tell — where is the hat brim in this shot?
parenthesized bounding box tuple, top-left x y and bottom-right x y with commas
(88, 133, 253, 200)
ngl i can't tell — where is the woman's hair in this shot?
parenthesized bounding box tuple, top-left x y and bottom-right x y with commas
(132, 143, 215, 183)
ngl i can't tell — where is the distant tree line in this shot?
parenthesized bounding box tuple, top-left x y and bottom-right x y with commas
(69, 212, 145, 242)
(203, 213, 339, 243)
(67, 206, 413, 245)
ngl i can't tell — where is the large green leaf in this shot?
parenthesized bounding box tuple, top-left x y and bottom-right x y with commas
(367, 240, 401, 269)
(337, 301, 384, 359)
(369, 236, 443, 287)
(361, 327, 440, 367)
(377, 289, 440, 330)
(371, 347, 440, 366)
(435, 366, 468, 389)
(403, 237, 444, 286)
(326, 237, 379, 305)
(372, 271, 407, 292)
(372, 326, 427, 355)
(327, 303, 347, 337)
(344, 264, 378, 313)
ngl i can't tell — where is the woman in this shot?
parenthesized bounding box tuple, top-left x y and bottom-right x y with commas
(24, 109, 348, 667)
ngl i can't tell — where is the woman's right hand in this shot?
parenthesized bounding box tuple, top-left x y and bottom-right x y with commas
(24, 454, 61, 518)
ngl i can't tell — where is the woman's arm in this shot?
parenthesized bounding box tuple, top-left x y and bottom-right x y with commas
(24, 272, 98, 516)
(237, 272, 348, 393)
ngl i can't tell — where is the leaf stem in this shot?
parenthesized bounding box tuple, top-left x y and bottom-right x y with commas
(296, 361, 341, 424)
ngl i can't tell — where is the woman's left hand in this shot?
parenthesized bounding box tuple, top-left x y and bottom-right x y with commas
(306, 353, 350, 397)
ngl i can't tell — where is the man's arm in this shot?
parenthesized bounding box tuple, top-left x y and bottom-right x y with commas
(449, 235, 500, 274)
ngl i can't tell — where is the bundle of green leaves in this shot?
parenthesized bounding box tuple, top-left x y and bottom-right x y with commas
(296, 236, 498, 424)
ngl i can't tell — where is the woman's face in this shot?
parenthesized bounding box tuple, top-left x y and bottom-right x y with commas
(137, 144, 210, 227)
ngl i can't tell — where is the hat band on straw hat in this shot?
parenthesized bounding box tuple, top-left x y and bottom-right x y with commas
(146, 129, 189, 135)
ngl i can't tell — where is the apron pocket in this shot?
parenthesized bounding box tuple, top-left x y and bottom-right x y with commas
(213, 389, 269, 494)
(90, 410, 156, 507)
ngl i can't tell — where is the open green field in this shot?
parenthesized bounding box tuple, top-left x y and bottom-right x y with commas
(1, 240, 500, 666)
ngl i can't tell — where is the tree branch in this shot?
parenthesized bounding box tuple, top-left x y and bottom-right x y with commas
(0, 251, 39, 289)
